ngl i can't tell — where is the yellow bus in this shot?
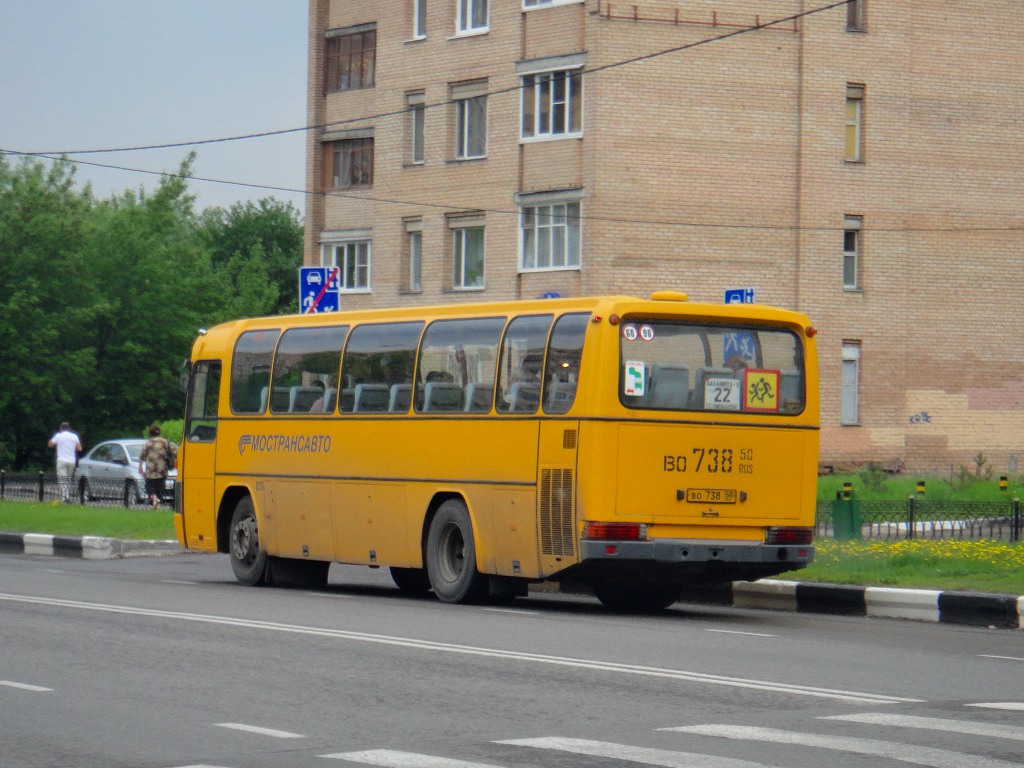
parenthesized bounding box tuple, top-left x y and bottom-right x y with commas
(176, 291, 818, 610)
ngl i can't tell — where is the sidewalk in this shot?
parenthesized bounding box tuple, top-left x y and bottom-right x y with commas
(2, 531, 1021, 629)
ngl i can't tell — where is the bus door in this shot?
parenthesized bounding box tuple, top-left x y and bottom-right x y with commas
(179, 360, 221, 551)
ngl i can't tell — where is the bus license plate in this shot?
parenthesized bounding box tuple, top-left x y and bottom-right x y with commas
(686, 488, 737, 504)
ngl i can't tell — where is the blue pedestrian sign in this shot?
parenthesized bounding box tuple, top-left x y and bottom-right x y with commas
(724, 287, 755, 305)
(299, 266, 341, 314)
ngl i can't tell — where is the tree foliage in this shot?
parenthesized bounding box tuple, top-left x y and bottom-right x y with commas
(0, 154, 304, 469)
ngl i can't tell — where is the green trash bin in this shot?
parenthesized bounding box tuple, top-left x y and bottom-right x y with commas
(831, 496, 862, 540)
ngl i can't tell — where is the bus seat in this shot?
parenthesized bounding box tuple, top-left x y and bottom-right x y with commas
(289, 386, 322, 412)
(508, 381, 541, 413)
(545, 381, 577, 413)
(688, 366, 733, 408)
(389, 383, 412, 412)
(259, 386, 269, 413)
(322, 388, 337, 413)
(353, 383, 389, 412)
(464, 382, 494, 412)
(649, 363, 689, 409)
(423, 382, 464, 412)
(269, 387, 291, 412)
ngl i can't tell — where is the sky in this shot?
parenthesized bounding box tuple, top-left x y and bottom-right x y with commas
(1, 0, 308, 214)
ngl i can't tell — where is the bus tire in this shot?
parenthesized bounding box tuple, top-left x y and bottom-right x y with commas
(593, 582, 681, 612)
(426, 499, 488, 604)
(390, 567, 432, 595)
(229, 496, 269, 587)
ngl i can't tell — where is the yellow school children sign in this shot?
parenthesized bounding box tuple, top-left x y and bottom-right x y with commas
(743, 369, 779, 412)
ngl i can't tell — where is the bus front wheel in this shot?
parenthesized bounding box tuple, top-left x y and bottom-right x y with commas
(229, 497, 269, 587)
(426, 499, 487, 604)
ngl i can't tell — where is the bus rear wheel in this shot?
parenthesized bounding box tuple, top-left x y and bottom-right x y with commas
(426, 499, 487, 604)
(593, 582, 681, 612)
(229, 496, 269, 586)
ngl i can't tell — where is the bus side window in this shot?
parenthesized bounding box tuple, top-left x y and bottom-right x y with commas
(269, 325, 348, 415)
(340, 322, 423, 414)
(187, 361, 221, 442)
(496, 314, 553, 414)
(416, 317, 505, 415)
(230, 329, 279, 414)
(543, 312, 589, 414)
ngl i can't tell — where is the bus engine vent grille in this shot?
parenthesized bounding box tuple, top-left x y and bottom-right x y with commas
(540, 468, 575, 557)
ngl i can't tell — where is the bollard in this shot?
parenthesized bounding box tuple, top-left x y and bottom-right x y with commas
(0, 469, 5, 499)
(907, 495, 916, 540)
(38, 471, 45, 502)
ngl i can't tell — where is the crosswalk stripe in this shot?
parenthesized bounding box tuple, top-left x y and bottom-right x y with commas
(0, 680, 53, 692)
(497, 737, 768, 768)
(665, 725, 1022, 768)
(319, 749, 504, 767)
(215, 722, 303, 739)
(969, 702, 1024, 712)
(822, 713, 1024, 741)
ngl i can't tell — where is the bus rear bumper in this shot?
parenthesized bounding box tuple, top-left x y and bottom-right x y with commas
(581, 538, 814, 565)
(566, 539, 815, 585)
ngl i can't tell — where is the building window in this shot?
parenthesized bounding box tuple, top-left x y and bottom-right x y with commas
(325, 137, 373, 189)
(325, 26, 376, 92)
(845, 84, 864, 162)
(841, 342, 860, 425)
(520, 201, 581, 271)
(404, 220, 423, 293)
(323, 240, 371, 292)
(843, 216, 862, 290)
(452, 82, 487, 159)
(457, 0, 488, 34)
(413, 0, 427, 38)
(452, 225, 485, 289)
(847, 0, 865, 32)
(521, 69, 582, 139)
(407, 92, 425, 164)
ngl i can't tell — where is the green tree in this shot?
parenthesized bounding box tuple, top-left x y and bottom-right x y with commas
(198, 198, 304, 318)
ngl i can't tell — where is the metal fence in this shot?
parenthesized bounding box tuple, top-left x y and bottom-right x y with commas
(816, 497, 1022, 542)
(0, 470, 169, 509)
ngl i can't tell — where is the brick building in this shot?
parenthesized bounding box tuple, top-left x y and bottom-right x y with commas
(304, 0, 1024, 474)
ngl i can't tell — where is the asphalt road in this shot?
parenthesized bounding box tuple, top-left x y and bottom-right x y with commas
(2, 552, 1023, 768)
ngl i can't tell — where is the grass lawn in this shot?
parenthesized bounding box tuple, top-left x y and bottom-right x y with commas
(0, 500, 176, 540)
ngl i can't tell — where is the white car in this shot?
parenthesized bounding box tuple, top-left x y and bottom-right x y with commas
(76, 438, 176, 506)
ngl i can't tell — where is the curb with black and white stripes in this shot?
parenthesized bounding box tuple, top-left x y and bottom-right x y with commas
(2, 531, 1021, 628)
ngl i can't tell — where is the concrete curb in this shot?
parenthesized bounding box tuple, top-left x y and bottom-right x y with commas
(2, 532, 1021, 628)
(0, 532, 183, 560)
(683, 580, 1024, 629)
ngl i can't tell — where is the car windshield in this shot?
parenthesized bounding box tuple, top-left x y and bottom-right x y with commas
(127, 444, 144, 462)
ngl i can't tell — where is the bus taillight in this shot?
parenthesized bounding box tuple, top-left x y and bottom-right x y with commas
(764, 526, 814, 545)
(582, 522, 649, 541)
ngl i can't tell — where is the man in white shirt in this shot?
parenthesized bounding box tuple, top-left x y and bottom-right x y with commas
(47, 422, 82, 503)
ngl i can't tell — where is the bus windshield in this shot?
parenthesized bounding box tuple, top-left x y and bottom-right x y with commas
(619, 319, 805, 414)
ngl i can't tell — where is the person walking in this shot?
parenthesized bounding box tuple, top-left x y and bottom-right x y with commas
(47, 422, 82, 503)
(139, 424, 175, 510)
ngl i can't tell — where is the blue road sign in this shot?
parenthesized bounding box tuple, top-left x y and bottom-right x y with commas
(724, 287, 755, 304)
(299, 266, 341, 313)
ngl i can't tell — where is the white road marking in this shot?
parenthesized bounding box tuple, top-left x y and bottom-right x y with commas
(978, 654, 1024, 662)
(823, 712, 1024, 741)
(498, 737, 767, 768)
(0, 591, 919, 705)
(0, 680, 53, 692)
(320, 750, 504, 767)
(482, 608, 539, 616)
(665, 725, 1022, 768)
(705, 629, 776, 637)
(160, 580, 199, 585)
(968, 702, 1024, 711)
(215, 722, 304, 739)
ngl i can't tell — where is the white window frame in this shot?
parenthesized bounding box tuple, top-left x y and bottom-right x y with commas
(519, 200, 581, 272)
(520, 69, 583, 140)
(452, 225, 485, 290)
(524, 0, 585, 9)
(846, 0, 866, 32)
(845, 84, 864, 162)
(455, 94, 487, 159)
(413, 0, 427, 38)
(841, 343, 861, 425)
(843, 216, 861, 290)
(407, 92, 425, 164)
(407, 227, 423, 292)
(456, 0, 488, 35)
(321, 238, 371, 293)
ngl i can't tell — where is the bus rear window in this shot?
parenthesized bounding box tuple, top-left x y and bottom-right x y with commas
(619, 321, 805, 414)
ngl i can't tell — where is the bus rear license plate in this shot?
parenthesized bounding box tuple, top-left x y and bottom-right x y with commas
(686, 488, 737, 504)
